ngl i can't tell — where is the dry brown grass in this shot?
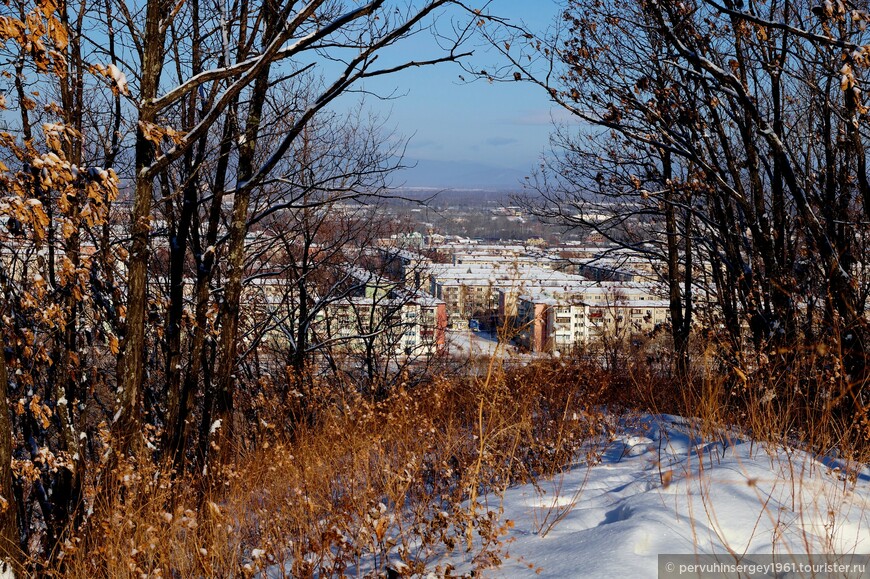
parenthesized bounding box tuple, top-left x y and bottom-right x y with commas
(47, 357, 618, 578)
(41, 338, 870, 578)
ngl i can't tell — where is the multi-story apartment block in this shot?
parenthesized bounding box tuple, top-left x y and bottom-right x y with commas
(428, 258, 667, 335)
(316, 294, 447, 359)
(428, 263, 564, 327)
(377, 246, 433, 290)
(514, 286, 670, 352)
(244, 264, 448, 360)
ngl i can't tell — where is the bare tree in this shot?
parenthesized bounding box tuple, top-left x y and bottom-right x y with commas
(478, 0, 870, 398)
(0, 0, 477, 565)
(114, 0, 476, 474)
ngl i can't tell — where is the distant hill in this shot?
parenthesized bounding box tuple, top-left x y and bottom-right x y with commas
(395, 158, 531, 190)
(389, 187, 508, 203)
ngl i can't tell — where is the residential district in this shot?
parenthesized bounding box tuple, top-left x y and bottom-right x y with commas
(372, 239, 671, 357)
(1, 195, 676, 367)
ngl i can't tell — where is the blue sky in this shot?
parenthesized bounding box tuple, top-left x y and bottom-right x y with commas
(333, 0, 566, 189)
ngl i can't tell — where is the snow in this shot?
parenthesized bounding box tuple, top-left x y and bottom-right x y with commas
(446, 329, 541, 361)
(446, 329, 503, 358)
(0, 560, 13, 579)
(209, 419, 222, 435)
(257, 414, 870, 577)
(442, 415, 870, 577)
(106, 64, 129, 95)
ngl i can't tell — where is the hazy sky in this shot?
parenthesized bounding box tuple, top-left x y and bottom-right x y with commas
(333, 0, 566, 189)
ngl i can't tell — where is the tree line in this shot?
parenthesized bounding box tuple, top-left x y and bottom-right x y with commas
(481, 0, 870, 398)
(0, 0, 475, 569)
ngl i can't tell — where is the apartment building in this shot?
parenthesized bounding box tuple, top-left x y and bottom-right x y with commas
(315, 294, 447, 359)
(514, 286, 670, 352)
(377, 246, 433, 290)
(428, 263, 567, 327)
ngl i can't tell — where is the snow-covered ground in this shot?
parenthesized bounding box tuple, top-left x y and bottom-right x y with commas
(445, 329, 544, 362)
(443, 415, 870, 577)
(259, 414, 870, 578)
(445, 329, 505, 358)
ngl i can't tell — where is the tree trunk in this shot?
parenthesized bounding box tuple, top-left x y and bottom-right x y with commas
(164, 0, 204, 467)
(662, 152, 690, 378)
(114, 0, 166, 460)
(207, 55, 273, 477)
(0, 344, 21, 570)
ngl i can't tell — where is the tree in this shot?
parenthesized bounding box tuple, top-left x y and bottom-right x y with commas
(0, 0, 477, 565)
(0, 0, 125, 560)
(224, 109, 406, 422)
(479, 0, 870, 398)
(116, 0, 475, 477)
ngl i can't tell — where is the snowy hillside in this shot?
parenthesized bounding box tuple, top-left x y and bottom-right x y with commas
(439, 415, 870, 578)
